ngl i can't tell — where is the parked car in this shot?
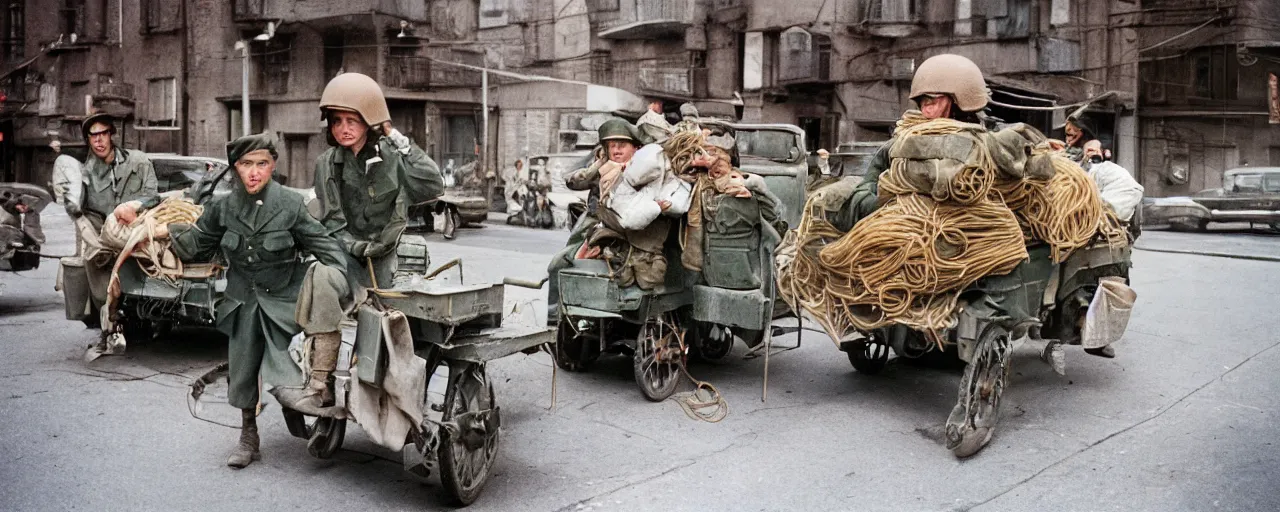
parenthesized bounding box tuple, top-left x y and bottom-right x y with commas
(828, 141, 884, 179)
(1143, 167, 1280, 232)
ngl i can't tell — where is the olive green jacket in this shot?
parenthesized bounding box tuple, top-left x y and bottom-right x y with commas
(830, 141, 892, 232)
(80, 148, 158, 224)
(313, 138, 444, 258)
(169, 181, 348, 336)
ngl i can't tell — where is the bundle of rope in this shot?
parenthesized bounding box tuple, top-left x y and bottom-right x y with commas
(993, 151, 1129, 262)
(103, 197, 204, 325)
(778, 112, 1129, 342)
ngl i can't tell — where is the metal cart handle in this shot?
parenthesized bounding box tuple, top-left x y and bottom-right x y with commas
(502, 276, 548, 289)
(425, 258, 464, 282)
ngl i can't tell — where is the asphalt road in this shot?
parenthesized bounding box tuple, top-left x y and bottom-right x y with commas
(1, 211, 1278, 512)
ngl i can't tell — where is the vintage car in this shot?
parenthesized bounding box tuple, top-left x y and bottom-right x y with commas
(1143, 167, 1280, 231)
(701, 120, 809, 228)
(828, 141, 885, 179)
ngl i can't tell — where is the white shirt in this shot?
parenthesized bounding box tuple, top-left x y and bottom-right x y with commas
(52, 153, 83, 206)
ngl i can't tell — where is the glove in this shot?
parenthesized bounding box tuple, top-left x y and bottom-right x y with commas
(364, 241, 392, 258)
(348, 240, 371, 258)
(64, 201, 82, 219)
(386, 128, 412, 155)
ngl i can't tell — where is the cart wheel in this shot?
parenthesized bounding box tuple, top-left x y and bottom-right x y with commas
(554, 317, 598, 372)
(443, 207, 461, 240)
(842, 334, 889, 375)
(945, 324, 1012, 458)
(633, 316, 683, 402)
(438, 361, 500, 506)
(689, 323, 733, 362)
(280, 406, 347, 458)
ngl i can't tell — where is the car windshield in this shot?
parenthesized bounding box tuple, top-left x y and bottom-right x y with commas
(1229, 174, 1264, 193)
(153, 158, 226, 193)
(737, 130, 802, 163)
(1264, 173, 1280, 193)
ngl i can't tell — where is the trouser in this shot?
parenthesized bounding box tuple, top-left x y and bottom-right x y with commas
(74, 215, 113, 309)
(546, 213, 598, 322)
(227, 263, 349, 409)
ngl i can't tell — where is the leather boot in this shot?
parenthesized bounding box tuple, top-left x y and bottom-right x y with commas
(272, 332, 344, 417)
(226, 408, 260, 468)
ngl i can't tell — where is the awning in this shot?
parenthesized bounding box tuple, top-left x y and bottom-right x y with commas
(0, 49, 47, 81)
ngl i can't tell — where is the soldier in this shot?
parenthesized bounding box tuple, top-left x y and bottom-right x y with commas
(50, 140, 83, 214)
(74, 113, 159, 317)
(815, 54, 994, 231)
(312, 72, 445, 293)
(546, 119, 645, 325)
(114, 134, 351, 468)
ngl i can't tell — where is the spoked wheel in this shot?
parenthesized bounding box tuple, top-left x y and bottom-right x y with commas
(689, 323, 733, 362)
(843, 333, 889, 375)
(945, 324, 1012, 458)
(438, 361, 500, 506)
(554, 317, 600, 372)
(632, 314, 684, 402)
(280, 407, 347, 459)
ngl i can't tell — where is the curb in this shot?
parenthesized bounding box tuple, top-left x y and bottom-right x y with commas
(1133, 245, 1280, 263)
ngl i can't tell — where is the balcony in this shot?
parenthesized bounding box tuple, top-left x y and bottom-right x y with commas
(858, 0, 922, 38)
(237, 0, 429, 24)
(383, 55, 482, 90)
(233, 0, 266, 22)
(777, 29, 832, 86)
(598, 0, 696, 40)
(638, 67, 708, 98)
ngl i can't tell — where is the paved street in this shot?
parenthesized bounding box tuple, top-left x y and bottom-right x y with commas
(1, 212, 1278, 512)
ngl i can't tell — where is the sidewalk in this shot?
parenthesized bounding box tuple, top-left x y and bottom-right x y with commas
(1135, 228, 1280, 262)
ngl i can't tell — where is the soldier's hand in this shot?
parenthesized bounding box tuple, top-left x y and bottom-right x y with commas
(382, 122, 413, 155)
(113, 201, 143, 225)
(65, 201, 82, 218)
(349, 240, 371, 258)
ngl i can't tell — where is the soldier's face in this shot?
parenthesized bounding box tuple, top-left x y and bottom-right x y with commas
(606, 140, 637, 163)
(87, 123, 114, 159)
(1065, 122, 1082, 146)
(329, 111, 369, 150)
(918, 94, 953, 119)
(235, 149, 275, 195)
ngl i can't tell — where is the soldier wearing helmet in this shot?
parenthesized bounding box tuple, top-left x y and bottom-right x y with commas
(545, 118, 646, 325)
(819, 54, 992, 231)
(311, 72, 444, 295)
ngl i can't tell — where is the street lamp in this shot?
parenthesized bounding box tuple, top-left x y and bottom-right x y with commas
(235, 22, 277, 138)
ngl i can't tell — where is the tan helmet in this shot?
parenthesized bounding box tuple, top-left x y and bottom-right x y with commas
(909, 54, 989, 112)
(319, 73, 391, 127)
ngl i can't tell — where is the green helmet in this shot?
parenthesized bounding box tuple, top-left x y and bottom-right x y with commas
(598, 118, 642, 145)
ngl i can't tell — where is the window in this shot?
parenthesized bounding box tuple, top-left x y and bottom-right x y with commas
(60, 0, 84, 36)
(1189, 46, 1238, 101)
(479, 0, 509, 29)
(587, 0, 619, 11)
(323, 33, 344, 80)
(228, 104, 266, 140)
(147, 77, 176, 124)
(142, 0, 180, 33)
(1230, 174, 1263, 194)
(256, 35, 292, 95)
(864, 0, 914, 23)
(5, 1, 24, 62)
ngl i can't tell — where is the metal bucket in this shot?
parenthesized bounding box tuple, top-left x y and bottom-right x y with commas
(59, 256, 91, 321)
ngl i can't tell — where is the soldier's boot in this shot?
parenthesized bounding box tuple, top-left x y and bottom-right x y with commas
(273, 332, 345, 418)
(226, 409, 261, 469)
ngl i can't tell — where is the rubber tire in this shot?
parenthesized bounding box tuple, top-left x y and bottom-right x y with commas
(688, 323, 733, 362)
(845, 339, 889, 375)
(554, 317, 597, 372)
(306, 417, 347, 459)
(438, 362, 500, 507)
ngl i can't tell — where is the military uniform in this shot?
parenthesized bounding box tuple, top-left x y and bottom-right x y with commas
(170, 179, 349, 409)
(312, 72, 444, 291)
(77, 142, 159, 309)
(546, 120, 644, 324)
